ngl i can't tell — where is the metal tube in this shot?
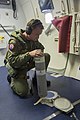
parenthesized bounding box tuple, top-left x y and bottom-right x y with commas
(34, 55, 47, 97)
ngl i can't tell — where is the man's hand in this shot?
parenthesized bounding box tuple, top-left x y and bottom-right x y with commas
(29, 49, 43, 57)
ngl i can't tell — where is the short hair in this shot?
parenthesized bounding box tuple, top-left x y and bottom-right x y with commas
(26, 19, 44, 35)
(27, 19, 44, 29)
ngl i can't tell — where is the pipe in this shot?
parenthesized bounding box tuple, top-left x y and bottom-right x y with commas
(34, 55, 47, 97)
(0, 24, 11, 37)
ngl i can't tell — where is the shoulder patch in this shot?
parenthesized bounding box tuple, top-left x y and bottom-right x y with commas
(9, 44, 14, 50)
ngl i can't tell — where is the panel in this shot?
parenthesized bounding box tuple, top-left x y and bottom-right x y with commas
(0, 0, 10, 5)
(0, 0, 11, 9)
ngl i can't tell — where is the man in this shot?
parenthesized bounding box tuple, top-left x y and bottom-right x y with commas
(4, 19, 50, 98)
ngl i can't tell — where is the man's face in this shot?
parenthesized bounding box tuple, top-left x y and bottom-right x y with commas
(29, 27, 43, 41)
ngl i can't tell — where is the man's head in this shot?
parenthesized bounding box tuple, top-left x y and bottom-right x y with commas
(26, 19, 44, 41)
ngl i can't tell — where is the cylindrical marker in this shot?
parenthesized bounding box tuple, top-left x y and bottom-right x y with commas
(34, 55, 47, 97)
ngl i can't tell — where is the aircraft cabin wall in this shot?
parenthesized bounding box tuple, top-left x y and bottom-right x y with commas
(0, 0, 26, 66)
(19, 0, 80, 80)
(0, 0, 80, 80)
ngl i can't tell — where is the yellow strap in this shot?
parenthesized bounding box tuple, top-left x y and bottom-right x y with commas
(34, 97, 44, 105)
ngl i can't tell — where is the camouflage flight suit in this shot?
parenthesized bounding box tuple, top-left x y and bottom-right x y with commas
(5, 29, 50, 97)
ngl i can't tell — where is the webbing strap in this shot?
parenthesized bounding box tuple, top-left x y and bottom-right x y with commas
(43, 99, 80, 120)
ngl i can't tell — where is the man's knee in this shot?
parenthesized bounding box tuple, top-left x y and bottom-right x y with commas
(11, 79, 29, 97)
(44, 53, 50, 62)
(12, 85, 29, 97)
(44, 53, 50, 69)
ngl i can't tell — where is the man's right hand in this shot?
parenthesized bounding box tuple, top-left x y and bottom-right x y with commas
(29, 49, 43, 57)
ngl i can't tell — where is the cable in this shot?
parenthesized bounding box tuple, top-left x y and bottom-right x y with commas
(0, 24, 11, 37)
(63, 53, 69, 75)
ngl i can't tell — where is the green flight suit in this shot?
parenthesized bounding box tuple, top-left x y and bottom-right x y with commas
(5, 29, 50, 97)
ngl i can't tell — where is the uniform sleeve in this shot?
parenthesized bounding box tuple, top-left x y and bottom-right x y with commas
(8, 39, 32, 69)
(35, 41, 45, 50)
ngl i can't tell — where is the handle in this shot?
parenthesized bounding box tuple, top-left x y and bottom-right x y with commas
(61, 0, 65, 13)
